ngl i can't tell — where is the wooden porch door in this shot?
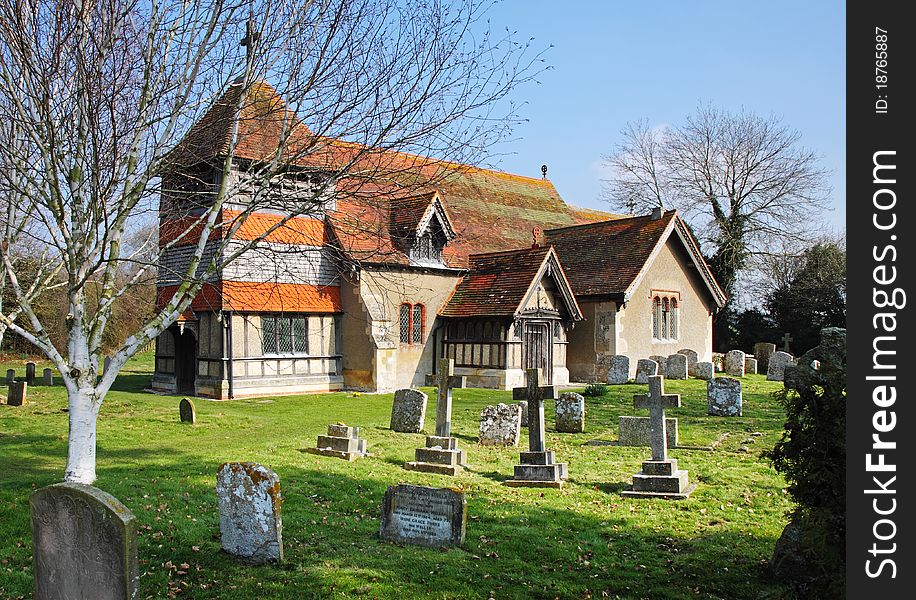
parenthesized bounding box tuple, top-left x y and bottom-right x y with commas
(174, 330, 197, 395)
(523, 322, 552, 384)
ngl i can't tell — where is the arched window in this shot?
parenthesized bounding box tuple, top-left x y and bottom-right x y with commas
(661, 298, 670, 339)
(412, 304, 424, 344)
(399, 303, 411, 344)
(400, 302, 425, 345)
(670, 298, 679, 339)
(652, 297, 662, 339)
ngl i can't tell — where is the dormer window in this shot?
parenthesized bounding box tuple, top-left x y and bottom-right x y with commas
(401, 194, 454, 266)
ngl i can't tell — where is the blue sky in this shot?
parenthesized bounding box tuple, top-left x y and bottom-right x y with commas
(482, 1, 846, 229)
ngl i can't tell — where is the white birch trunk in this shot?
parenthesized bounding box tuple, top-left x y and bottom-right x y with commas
(64, 386, 101, 484)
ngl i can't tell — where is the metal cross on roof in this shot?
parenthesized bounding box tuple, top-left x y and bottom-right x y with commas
(434, 358, 465, 438)
(633, 375, 681, 461)
(241, 19, 261, 60)
(512, 368, 556, 453)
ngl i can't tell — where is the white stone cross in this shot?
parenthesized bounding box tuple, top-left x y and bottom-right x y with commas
(633, 375, 681, 461)
(512, 368, 556, 453)
(434, 358, 464, 438)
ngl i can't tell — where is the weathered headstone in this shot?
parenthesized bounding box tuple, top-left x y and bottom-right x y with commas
(7, 381, 26, 406)
(555, 392, 586, 433)
(179, 398, 196, 424)
(5, 368, 14, 384)
(390, 388, 428, 433)
(478, 403, 521, 446)
(306, 423, 369, 460)
(505, 369, 568, 487)
(707, 377, 743, 416)
(606, 355, 630, 384)
(781, 332, 793, 353)
(695, 361, 715, 381)
(677, 349, 699, 377)
(42, 368, 54, 386)
(724, 350, 746, 377)
(216, 462, 283, 564)
(711, 353, 725, 372)
(618, 416, 678, 447)
(665, 353, 688, 379)
(766, 351, 797, 381)
(516, 400, 529, 427)
(649, 355, 668, 375)
(635, 359, 658, 384)
(622, 376, 696, 499)
(744, 356, 758, 375)
(754, 343, 776, 369)
(30, 483, 139, 600)
(405, 358, 466, 476)
(25, 362, 36, 385)
(379, 484, 466, 548)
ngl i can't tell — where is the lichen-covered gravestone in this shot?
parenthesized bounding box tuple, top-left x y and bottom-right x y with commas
(635, 359, 659, 384)
(665, 353, 688, 379)
(754, 342, 777, 369)
(606, 355, 630, 384)
(766, 351, 797, 381)
(7, 381, 26, 406)
(179, 398, 196, 424)
(724, 350, 746, 377)
(30, 483, 139, 600)
(618, 416, 678, 447)
(677, 349, 699, 376)
(695, 362, 714, 381)
(707, 377, 743, 416)
(390, 388, 428, 433)
(379, 484, 466, 548)
(216, 462, 283, 564)
(744, 356, 758, 375)
(478, 403, 521, 446)
(649, 355, 668, 375)
(555, 392, 585, 433)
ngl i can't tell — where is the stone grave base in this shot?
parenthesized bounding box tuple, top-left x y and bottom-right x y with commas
(621, 459, 697, 500)
(504, 450, 568, 488)
(304, 424, 368, 461)
(404, 436, 466, 476)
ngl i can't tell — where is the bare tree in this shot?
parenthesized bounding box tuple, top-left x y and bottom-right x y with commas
(0, 0, 542, 483)
(602, 106, 830, 299)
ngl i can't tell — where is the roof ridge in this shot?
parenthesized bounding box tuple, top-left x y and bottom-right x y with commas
(468, 245, 550, 260)
(545, 209, 676, 233)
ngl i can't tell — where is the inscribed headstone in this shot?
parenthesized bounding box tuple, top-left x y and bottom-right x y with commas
(379, 484, 466, 547)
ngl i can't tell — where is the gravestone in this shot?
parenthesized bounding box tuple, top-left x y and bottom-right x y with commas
(724, 350, 746, 377)
(754, 343, 776, 369)
(179, 398, 196, 424)
(25, 362, 36, 384)
(390, 388, 428, 433)
(711, 353, 725, 372)
(766, 351, 797, 381)
(478, 404, 521, 446)
(5, 369, 14, 384)
(7, 381, 26, 406)
(649, 355, 668, 374)
(695, 361, 714, 381)
(306, 423, 368, 460)
(665, 353, 688, 379)
(42, 368, 54, 386)
(505, 369, 568, 487)
(781, 333, 793, 353)
(677, 349, 699, 377)
(618, 416, 678, 447)
(516, 400, 529, 427)
(405, 358, 466, 476)
(555, 392, 586, 433)
(622, 376, 696, 499)
(216, 463, 283, 564)
(30, 482, 139, 600)
(606, 355, 630, 384)
(707, 377, 743, 416)
(635, 359, 659, 384)
(379, 484, 466, 548)
(744, 357, 758, 375)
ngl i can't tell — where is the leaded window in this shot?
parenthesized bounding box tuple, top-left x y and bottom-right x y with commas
(399, 304, 411, 344)
(261, 315, 310, 355)
(651, 294, 680, 341)
(412, 305, 424, 344)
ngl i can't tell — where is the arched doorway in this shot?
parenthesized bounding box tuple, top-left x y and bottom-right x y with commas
(173, 329, 198, 395)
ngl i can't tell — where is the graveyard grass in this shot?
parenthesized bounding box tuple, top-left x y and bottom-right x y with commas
(1, 352, 796, 599)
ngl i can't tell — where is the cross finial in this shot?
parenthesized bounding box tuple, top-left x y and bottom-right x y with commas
(241, 19, 261, 60)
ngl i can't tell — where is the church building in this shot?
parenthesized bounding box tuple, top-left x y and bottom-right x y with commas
(152, 82, 725, 398)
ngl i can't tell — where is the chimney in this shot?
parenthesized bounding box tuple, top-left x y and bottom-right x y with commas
(651, 206, 663, 220)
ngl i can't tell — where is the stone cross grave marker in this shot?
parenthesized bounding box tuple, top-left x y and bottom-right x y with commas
(216, 462, 283, 564)
(25, 362, 36, 385)
(781, 333, 793, 353)
(622, 375, 696, 499)
(179, 398, 196, 424)
(42, 368, 54, 386)
(30, 482, 139, 600)
(379, 484, 467, 548)
(505, 368, 568, 487)
(7, 381, 27, 406)
(405, 358, 467, 475)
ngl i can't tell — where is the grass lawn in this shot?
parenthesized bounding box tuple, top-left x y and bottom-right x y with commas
(0, 353, 795, 599)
